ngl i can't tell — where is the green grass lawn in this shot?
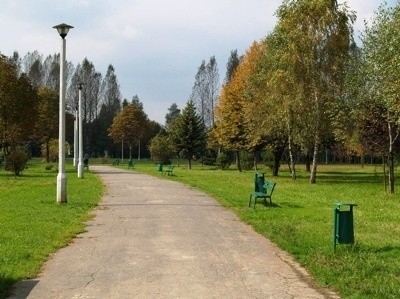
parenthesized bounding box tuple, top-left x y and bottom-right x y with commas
(2, 158, 400, 298)
(0, 159, 103, 298)
(125, 160, 400, 299)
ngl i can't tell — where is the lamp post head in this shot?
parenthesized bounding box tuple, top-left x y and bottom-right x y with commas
(53, 23, 74, 39)
(77, 82, 85, 90)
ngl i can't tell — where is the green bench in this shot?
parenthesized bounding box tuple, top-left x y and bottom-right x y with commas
(162, 165, 174, 176)
(249, 173, 276, 208)
(112, 159, 120, 166)
(128, 159, 134, 168)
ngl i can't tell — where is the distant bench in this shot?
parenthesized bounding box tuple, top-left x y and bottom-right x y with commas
(128, 159, 134, 168)
(162, 165, 174, 176)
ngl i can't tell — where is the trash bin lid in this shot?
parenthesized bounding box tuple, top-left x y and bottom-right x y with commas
(334, 203, 357, 210)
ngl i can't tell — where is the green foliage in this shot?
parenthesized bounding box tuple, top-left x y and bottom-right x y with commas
(44, 164, 53, 171)
(36, 87, 59, 162)
(261, 150, 275, 171)
(5, 148, 29, 176)
(41, 138, 59, 162)
(216, 152, 232, 170)
(202, 149, 218, 166)
(149, 134, 175, 164)
(355, 2, 400, 193)
(108, 101, 149, 159)
(274, 0, 355, 183)
(225, 49, 242, 83)
(0, 56, 38, 151)
(165, 103, 181, 128)
(169, 101, 207, 169)
(239, 151, 255, 170)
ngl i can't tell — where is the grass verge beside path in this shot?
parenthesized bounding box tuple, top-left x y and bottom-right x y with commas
(124, 160, 400, 299)
(0, 159, 103, 298)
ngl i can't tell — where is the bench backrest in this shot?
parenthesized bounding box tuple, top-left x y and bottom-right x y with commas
(254, 173, 265, 193)
(263, 181, 276, 195)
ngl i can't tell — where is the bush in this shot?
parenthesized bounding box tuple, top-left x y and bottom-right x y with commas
(5, 149, 29, 176)
(41, 139, 59, 162)
(262, 150, 275, 171)
(240, 151, 255, 170)
(216, 152, 232, 170)
(202, 149, 218, 166)
(44, 164, 54, 171)
(149, 134, 175, 164)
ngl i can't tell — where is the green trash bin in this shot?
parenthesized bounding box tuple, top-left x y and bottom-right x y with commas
(333, 203, 357, 249)
(156, 163, 163, 172)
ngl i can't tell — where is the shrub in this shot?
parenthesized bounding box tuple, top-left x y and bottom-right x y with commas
(44, 164, 54, 171)
(240, 151, 255, 170)
(149, 134, 175, 164)
(216, 152, 232, 170)
(202, 149, 218, 166)
(262, 150, 275, 171)
(5, 148, 29, 176)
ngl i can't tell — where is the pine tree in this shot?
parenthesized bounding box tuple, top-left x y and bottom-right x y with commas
(170, 100, 206, 169)
(165, 103, 181, 128)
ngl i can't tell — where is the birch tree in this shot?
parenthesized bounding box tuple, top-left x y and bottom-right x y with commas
(275, 0, 355, 183)
(358, 2, 400, 193)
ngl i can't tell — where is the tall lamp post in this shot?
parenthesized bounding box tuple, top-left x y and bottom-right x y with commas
(53, 23, 73, 203)
(77, 83, 84, 178)
(73, 105, 78, 168)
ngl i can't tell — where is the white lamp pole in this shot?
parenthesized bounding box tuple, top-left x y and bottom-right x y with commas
(73, 106, 78, 168)
(53, 23, 73, 203)
(77, 83, 84, 178)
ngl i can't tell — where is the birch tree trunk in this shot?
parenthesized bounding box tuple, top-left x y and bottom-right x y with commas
(288, 133, 297, 180)
(387, 118, 395, 194)
(310, 139, 319, 184)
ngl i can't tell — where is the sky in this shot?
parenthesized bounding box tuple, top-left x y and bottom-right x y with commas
(0, 0, 397, 124)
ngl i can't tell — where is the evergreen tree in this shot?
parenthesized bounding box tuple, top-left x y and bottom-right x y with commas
(165, 103, 181, 128)
(98, 64, 122, 156)
(225, 49, 242, 83)
(170, 100, 206, 169)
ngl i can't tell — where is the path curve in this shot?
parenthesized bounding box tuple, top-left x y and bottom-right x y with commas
(9, 165, 339, 299)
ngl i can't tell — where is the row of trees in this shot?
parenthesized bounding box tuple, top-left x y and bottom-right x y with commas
(0, 49, 162, 173)
(148, 0, 400, 195)
(3, 0, 398, 194)
(209, 0, 400, 192)
(0, 46, 224, 174)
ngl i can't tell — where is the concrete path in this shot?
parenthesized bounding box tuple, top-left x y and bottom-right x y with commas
(9, 165, 339, 299)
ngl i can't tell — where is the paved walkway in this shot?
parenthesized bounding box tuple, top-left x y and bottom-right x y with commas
(9, 166, 339, 298)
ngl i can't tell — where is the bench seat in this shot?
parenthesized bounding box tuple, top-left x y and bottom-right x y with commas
(162, 165, 174, 176)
